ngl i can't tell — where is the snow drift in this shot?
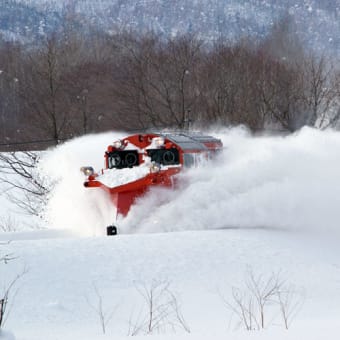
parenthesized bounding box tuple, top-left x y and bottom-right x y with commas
(40, 127, 340, 236)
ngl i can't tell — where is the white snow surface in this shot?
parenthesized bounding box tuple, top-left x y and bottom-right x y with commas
(98, 164, 150, 189)
(1, 127, 340, 339)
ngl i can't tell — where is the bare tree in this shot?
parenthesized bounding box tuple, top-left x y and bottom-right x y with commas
(0, 151, 51, 216)
(298, 55, 339, 128)
(199, 43, 244, 126)
(277, 284, 305, 329)
(245, 269, 284, 329)
(0, 41, 23, 146)
(128, 279, 190, 336)
(221, 286, 258, 330)
(0, 248, 26, 329)
(0, 272, 25, 329)
(261, 13, 305, 65)
(0, 215, 19, 233)
(1, 23, 339, 149)
(18, 35, 74, 144)
(220, 268, 303, 331)
(113, 33, 203, 130)
(86, 283, 118, 334)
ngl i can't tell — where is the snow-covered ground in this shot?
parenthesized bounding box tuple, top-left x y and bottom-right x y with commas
(1, 127, 340, 339)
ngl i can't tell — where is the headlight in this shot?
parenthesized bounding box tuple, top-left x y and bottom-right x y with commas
(154, 137, 165, 147)
(80, 166, 95, 176)
(113, 140, 123, 149)
(150, 162, 161, 173)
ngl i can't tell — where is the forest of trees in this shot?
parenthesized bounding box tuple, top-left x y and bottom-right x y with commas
(0, 15, 339, 151)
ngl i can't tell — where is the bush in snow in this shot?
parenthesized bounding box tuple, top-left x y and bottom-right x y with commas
(221, 267, 304, 330)
(0, 245, 26, 331)
(86, 283, 119, 334)
(128, 279, 190, 335)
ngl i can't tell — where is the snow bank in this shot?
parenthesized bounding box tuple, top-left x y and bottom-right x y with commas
(3, 228, 340, 340)
(40, 127, 340, 237)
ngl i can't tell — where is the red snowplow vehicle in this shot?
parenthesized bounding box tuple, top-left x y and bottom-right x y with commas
(81, 132, 222, 235)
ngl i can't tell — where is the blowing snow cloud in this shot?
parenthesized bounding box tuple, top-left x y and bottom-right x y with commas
(41, 127, 340, 236)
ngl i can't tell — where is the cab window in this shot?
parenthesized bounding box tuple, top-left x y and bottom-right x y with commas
(147, 148, 179, 166)
(107, 150, 139, 169)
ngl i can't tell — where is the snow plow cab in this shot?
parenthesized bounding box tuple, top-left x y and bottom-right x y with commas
(82, 132, 222, 235)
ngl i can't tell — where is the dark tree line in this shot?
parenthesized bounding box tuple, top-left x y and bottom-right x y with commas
(0, 16, 339, 151)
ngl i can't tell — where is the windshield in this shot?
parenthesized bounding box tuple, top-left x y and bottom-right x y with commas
(147, 148, 179, 166)
(107, 150, 139, 169)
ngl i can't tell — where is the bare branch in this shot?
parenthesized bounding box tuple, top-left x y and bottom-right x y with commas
(129, 279, 189, 335)
(0, 151, 52, 216)
(220, 267, 303, 331)
(0, 267, 27, 328)
(86, 283, 118, 334)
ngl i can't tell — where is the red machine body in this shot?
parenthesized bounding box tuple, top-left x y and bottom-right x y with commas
(83, 132, 222, 218)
